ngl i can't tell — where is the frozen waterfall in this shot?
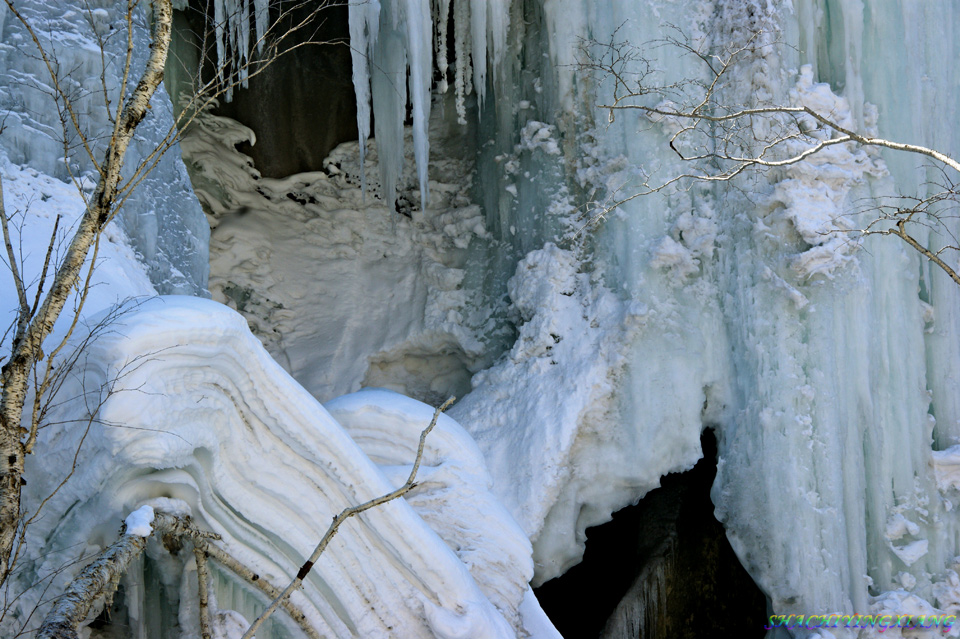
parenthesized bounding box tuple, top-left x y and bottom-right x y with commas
(3, 0, 960, 637)
(339, 0, 960, 628)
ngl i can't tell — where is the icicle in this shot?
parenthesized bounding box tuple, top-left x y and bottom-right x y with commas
(254, 0, 269, 54)
(345, 0, 511, 205)
(227, 2, 238, 68)
(371, 2, 407, 208)
(214, 0, 226, 84)
(239, 0, 251, 88)
(468, 0, 486, 104)
(435, 0, 452, 93)
(208, 0, 273, 100)
(349, 0, 381, 198)
(404, 0, 432, 207)
(453, 0, 470, 124)
(486, 0, 510, 86)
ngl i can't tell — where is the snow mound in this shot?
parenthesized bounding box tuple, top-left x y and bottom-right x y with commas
(13, 297, 542, 638)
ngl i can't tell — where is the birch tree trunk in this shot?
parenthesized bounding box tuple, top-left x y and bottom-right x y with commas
(0, 0, 174, 586)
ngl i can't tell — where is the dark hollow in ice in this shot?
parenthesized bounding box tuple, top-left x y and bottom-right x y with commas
(535, 430, 768, 639)
(174, 0, 359, 178)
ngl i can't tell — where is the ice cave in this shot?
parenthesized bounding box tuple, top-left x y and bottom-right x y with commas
(1, 0, 960, 637)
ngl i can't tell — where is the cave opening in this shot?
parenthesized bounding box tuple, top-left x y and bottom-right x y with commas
(171, 0, 358, 178)
(534, 430, 769, 639)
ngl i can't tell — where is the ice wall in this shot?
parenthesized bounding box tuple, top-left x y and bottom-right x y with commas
(340, 0, 960, 625)
(590, 0, 954, 624)
(0, 1, 209, 294)
(705, 0, 960, 617)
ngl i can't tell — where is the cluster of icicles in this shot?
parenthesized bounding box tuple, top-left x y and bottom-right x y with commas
(206, 0, 510, 205)
(206, 0, 269, 99)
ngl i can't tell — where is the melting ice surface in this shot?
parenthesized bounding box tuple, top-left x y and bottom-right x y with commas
(5, 0, 960, 637)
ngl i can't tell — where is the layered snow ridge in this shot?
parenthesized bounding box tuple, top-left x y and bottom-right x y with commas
(10, 296, 539, 638)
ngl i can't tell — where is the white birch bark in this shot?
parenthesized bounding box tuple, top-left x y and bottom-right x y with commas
(0, 0, 174, 585)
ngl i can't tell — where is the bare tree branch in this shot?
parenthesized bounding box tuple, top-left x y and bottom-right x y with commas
(580, 27, 960, 281)
(240, 396, 456, 639)
(0, 178, 30, 328)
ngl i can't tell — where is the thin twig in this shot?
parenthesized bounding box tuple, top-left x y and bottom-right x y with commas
(240, 396, 456, 639)
(30, 215, 61, 318)
(0, 178, 30, 326)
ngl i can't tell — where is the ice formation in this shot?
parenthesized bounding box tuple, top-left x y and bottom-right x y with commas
(0, 1, 209, 294)
(348, 0, 511, 204)
(4, 0, 960, 637)
(202, 0, 270, 99)
(10, 295, 535, 637)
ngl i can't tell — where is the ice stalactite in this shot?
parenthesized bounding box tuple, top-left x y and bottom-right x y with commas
(210, 0, 271, 100)
(202, 0, 512, 204)
(348, 0, 511, 206)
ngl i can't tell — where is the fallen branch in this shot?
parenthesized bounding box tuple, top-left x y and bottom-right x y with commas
(35, 511, 210, 639)
(36, 510, 320, 639)
(35, 528, 148, 639)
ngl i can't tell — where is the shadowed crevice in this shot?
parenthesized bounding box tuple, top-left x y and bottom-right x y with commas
(535, 430, 769, 639)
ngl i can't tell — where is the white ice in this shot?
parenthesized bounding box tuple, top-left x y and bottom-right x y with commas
(8, 295, 541, 638)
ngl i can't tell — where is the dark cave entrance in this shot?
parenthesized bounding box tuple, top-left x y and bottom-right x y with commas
(534, 430, 769, 639)
(172, 0, 358, 178)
